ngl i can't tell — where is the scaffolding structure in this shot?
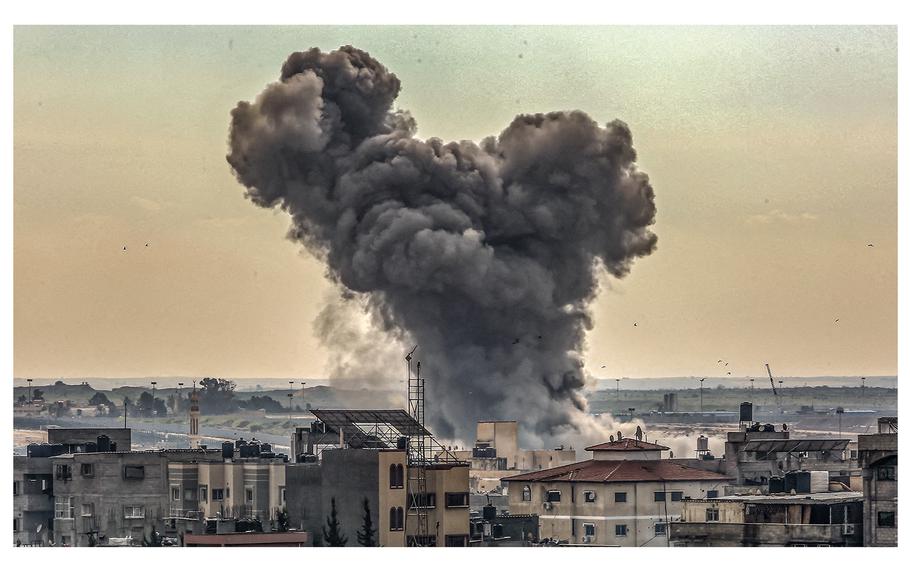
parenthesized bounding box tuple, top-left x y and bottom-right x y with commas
(406, 352, 429, 546)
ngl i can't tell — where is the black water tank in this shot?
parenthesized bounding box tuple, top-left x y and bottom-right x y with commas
(739, 402, 753, 422)
(397, 437, 409, 450)
(492, 524, 504, 539)
(794, 470, 812, 494)
(222, 441, 234, 459)
(84, 442, 98, 453)
(235, 438, 247, 450)
(769, 476, 785, 494)
(260, 443, 272, 453)
(482, 504, 497, 521)
(110, 441, 118, 452)
(97, 435, 111, 452)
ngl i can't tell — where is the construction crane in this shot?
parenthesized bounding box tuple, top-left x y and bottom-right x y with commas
(765, 363, 782, 415)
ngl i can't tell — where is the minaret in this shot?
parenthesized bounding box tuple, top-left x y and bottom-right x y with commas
(189, 382, 200, 448)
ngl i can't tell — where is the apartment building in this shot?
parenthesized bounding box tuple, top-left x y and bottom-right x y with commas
(857, 417, 897, 546)
(503, 438, 732, 546)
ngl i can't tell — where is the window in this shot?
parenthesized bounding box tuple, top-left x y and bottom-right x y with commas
(584, 491, 597, 503)
(13, 481, 19, 496)
(521, 485, 531, 502)
(55, 464, 72, 481)
(124, 505, 145, 519)
(246, 488, 254, 503)
(615, 524, 627, 537)
(445, 492, 469, 508)
(408, 492, 436, 509)
(81, 503, 94, 517)
(199, 485, 208, 502)
(279, 486, 286, 504)
(706, 508, 720, 522)
(445, 535, 468, 547)
(122, 465, 145, 480)
(706, 490, 719, 499)
(655, 523, 667, 536)
(171, 486, 180, 501)
(184, 489, 195, 501)
(583, 523, 595, 537)
(389, 464, 404, 489)
(877, 466, 896, 481)
(211, 488, 224, 501)
(877, 511, 895, 527)
(654, 492, 666, 502)
(670, 491, 683, 502)
(615, 492, 627, 503)
(80, 463, 94, 477)
(225, 487, 230, 499)
(13, 518, 19, 532)
(54, 497, 74, 519)
(546, 490, 561, 503)
(389, 507, 404, 531)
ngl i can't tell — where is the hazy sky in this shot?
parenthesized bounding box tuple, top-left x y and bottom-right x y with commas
(14, 26, 897, 380)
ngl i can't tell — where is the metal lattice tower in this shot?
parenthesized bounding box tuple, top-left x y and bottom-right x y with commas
(406, 348, 429, 546)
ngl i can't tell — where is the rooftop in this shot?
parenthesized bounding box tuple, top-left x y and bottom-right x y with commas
(696, 491, 863, 505)
(585, 439, 669, 452)
(502, 459, 732, 484)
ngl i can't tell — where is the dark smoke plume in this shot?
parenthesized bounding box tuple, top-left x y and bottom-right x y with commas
(227, 46, 657, 446)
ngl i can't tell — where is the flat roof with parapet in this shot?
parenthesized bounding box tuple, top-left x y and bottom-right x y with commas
(693, 491, 863, 505)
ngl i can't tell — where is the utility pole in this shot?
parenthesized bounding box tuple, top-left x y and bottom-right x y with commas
(861, 377, 866, 407)
(699, 378, 705, 414)
(836, 407, 844, 438)
(288, 380, 295, 408)
(301, 382, 306, 411)
(615, 379, 620, 402)
(151, 381, 157, 434)
(27, 379, 32, 404)
(750, 378, 755, 393)
(287, 393, 293, 424)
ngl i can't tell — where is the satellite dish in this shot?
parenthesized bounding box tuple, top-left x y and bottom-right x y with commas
(36, 523, 43, 533)
(635, 425, 643, 441)
(609, 435, 614, 442)
(617, 431, 623, 440)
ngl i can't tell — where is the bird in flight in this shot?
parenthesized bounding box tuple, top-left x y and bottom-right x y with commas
(834, 318, 840, 323)
(633, 322, 638, 327)
(512, 338, 520, 345)
(867, 243, 874, 247)
(145, 243, 149, 247)
(122, 246, 127, 252)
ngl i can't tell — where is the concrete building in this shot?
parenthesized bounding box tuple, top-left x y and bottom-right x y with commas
(503, 438, 732, 546)
(13, 428, 130, 546)
(857, 417, 897, 546)
(452, 421, 577, 494)
(183, 532, 308, 547)
(670, 491, 863, 546)
(287, 409, 470, 546)
(722, 423, 859, 492)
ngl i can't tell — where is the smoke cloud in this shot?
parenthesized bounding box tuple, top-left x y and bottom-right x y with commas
(227, 46, 657, 446)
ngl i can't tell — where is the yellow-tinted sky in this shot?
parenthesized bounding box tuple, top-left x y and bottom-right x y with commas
(13, 26, 896, 380)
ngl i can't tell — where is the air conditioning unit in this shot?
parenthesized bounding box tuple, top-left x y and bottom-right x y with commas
(582, 536, 594, 544)
(542, 502, 553, 510)
(842, 525, 855, 535)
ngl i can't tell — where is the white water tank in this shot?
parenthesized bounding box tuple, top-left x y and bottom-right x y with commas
(809, 470, 829, 493)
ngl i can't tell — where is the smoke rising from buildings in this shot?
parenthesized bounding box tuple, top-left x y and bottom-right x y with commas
(227, 46, 658, 446)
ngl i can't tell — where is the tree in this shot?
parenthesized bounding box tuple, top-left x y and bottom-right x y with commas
(32, 389, 44, 401)
(239, 395, 283, 413)
(123, 396, 133, 416)
(153, 398, 168, 417)
(17, 394, 26, 405)
(137, 392, 155, 417)
(322, 497, 347, 547)
(166, 394, 177, 412)
(89, 392, 112, 407)
(356, 497, 376, 547)
(198, 377, 238, 414)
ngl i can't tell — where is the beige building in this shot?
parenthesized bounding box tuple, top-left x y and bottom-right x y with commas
(503, 439, 731, 546)
(453, 421, 577, 494)
(287, 409, 471, 547)
(857, 417, 897, 546)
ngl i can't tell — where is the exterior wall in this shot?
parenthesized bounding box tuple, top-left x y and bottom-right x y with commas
(506, 478, 725, 546)
(13, 456, 54, 546)
(592, 449, 662, 461)
(476, 421, 519, 468)
(858, 433, 897, 546)
(377, 450, 407, 547)
(50, 452, 171, 546)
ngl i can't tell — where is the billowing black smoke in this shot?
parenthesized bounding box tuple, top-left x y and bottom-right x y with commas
(227, 46, 657, 445)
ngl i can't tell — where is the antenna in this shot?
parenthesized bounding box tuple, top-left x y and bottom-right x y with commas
(406, 348, 429, 546)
